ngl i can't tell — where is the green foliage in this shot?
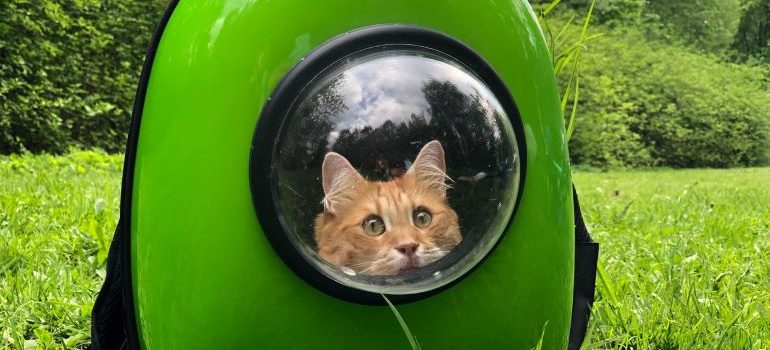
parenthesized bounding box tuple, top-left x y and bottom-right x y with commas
(591, 0, 646, 25)
(565, 0, 647, 25)
(539, 0, 750, 55)
(732, 0, 770, 62)
(0, 0, 167, 154)
(572, 30, 770, 167)
(569, 105, 652, 167)
(550, 0, 744, 53)
(575, 168, 770, 348)
(538, 1, 770, 167)
(646, 0, 743, 53)
(0, 151, 122, 349)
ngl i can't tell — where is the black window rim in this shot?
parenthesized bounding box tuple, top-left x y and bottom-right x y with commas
(249, 24, 528, 305)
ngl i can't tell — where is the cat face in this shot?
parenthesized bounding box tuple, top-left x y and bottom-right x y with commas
(314, 140, 461, 275)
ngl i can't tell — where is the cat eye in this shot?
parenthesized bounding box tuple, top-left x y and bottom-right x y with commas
(362, 216, 386, 236)
(413, 207, 432, 228)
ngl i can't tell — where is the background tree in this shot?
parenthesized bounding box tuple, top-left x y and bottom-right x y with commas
(732, 0, 770, 62)
(0, 0, 167, 153)
(645, 0, 743, 53)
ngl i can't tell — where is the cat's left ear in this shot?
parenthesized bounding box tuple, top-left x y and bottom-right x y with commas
(408, 140, 449, 197)
(321, 152, 364, 213)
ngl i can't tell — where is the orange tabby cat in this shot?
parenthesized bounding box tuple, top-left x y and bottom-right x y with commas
(314, 140, 461, 275)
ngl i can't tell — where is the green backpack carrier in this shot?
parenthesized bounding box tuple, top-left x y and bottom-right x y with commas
(91, 1, 599, 348)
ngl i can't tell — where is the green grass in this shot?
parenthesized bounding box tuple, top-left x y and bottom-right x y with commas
(575, 168, 770, 349)
(1, 152, 122, 349)
(1, 153, 768, 349)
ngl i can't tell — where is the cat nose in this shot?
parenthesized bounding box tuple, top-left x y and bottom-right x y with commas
(395, 243, 419, 257)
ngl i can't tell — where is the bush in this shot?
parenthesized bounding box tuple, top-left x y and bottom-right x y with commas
(569, 30, 770, 167)
(0, 0, 167, 154)
(569, 75, 653, 167)
(549, 0, 743, 54)
(591, 0, 646, 25)
(646, 0, 743, 53)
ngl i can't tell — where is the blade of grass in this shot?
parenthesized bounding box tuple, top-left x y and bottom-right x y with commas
(580, 0, 597, 39)
(559, 57, 577, 114)
(531, 321, 549, 350)
(545, 0, 597, 141)
(597, 260, 629, 332)
(565, 71, 580, 139)
(555, 49, 578, 76)
(715, 301, 752, 349)
(381, 293, 421, 350)
(554, 15, 576, 46)
(542, 0, 563, 16)
(566, 0, 595, 141)
(550, 15, 575, 63)
(597, 261, 619, 306)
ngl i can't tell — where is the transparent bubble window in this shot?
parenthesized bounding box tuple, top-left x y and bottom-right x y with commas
(267, 45, 522, 295)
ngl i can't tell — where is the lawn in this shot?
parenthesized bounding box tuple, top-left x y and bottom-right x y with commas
(1, 152, 122, 349)
(574, 168, 770, 349)
(1, 152, 768, 349)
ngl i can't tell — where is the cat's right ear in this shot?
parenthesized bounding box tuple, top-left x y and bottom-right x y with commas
(408, 140, 450, 197)
(321, 152, 364, 213)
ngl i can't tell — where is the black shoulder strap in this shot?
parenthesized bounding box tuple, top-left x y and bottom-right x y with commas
(89, 220, 129, 350)
(568, 185, 600, 350)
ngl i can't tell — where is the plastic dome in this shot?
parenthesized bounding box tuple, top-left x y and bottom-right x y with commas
(266, 46, 522, 295)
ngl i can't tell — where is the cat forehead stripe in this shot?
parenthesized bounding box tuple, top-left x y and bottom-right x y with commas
(401, 192, 415, 226)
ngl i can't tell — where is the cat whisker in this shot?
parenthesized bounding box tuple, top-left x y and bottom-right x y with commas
(420, 248, 450, 264)
(415, 161, 454, 192)
(421, 247, 445, 256)
(348, 260, 380, 270)
(346, 262, 371, 270)
(360, 264, 389, 275)
(354, 256, 394, 274)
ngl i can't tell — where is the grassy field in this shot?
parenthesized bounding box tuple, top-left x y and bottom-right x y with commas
(1, 152, 768, 349)
(1, 152, 122, 349)
(574, 168, 770, 349)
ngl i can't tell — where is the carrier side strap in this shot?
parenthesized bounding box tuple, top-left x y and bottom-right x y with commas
(568, 185, 599, 350)
(89, 221, 129, 350)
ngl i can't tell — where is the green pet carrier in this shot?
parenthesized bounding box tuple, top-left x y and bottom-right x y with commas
(91, 1, 599, 349)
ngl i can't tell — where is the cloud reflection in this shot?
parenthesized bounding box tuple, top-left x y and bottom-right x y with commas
(328, 54, 494, 136)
